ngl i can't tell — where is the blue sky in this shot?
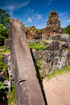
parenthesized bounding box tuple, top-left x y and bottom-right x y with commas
(0, 0, 70, 29)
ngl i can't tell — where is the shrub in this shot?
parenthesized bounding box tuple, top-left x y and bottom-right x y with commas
(0, 9, 10, 45)
(29, 40, 49, 50)
(64, 25, 70, 35)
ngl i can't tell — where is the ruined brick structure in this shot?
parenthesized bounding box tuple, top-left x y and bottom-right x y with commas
(42, 11, 63, 39)
(25, 26, 42, 40)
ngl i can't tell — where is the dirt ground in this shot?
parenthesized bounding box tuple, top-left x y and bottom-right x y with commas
(43, 72, 70, 105)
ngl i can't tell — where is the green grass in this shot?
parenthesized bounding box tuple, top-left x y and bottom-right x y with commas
(7, 85, 17, 104)
(62, 46, 68, 50)
(29, 40, 49, 50)
(55, 39, 61, 42)
(36, 59, 43, 71)
(36, 59, 44, 80)
(47, 65, 70, 80)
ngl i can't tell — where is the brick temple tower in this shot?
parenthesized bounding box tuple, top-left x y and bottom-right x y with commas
(42, 11, 63, 39)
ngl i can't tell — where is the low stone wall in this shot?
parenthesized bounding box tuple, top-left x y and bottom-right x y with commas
(32, 37, 70, 77)
(46, 34, 70, 42)
(3, 34, 70, 78)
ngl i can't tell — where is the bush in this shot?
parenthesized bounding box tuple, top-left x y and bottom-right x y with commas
(36, 59, 42, 70)
(0, 34, 6, 45)
(64, 25, 70, 35)
(0, 9, 10, 45)
(29, 40, 49, 50)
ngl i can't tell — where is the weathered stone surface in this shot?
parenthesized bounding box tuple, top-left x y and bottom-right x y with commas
(2, 52, 10, 64)
(47, 34, 70, 42)
(42, 50, 54, 62)
(0, 69, 7, 80)
(32, 49, 42, 61)
(32, 37, 70, 77)
(51, 50, 69, 70)
(4, 80, 11, 91)
(42, 11, 63, 39)
(41, 60, 50, 75)
(4, 39, 10, 49)
(25, 26, 42, 40)
(45, 40, 69, 51)
(1, 52, 13, 79)
(8, 19, 45, 105)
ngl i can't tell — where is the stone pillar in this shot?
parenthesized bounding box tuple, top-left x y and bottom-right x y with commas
(8, 19, 45, 105)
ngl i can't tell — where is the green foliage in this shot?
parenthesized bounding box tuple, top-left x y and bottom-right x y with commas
(7, 85, 16, 104)
(36, 29, 43, 33)
(0, 61, 7, 73)
(0, 9, 10, 45)
(36, 59, 43, 80)
(29, 40, 49, 50)
(36, 29, 43, 37)
(0, 34, 6, 45)
(0, 81, 5, 90)
(36, 59, 43, 70)
(0, 9, 10, 26)
(52, 26, 59, 31)
(62, 46, 68, 50)
(37, 73, 43, 81)
(37, 62, 41, 70)
(55, 38, 61, 42)
(55, 39, 61, 42)
(0, 61, 3, 71)
(23, 24, 28, 29)
(64, 25, 70, 35)
(47, 65, 70, 80)
(0, 48, 10, 72)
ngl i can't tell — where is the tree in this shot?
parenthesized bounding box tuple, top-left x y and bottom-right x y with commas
(0, 9, 10, 45)
(64, 25, 70, 35)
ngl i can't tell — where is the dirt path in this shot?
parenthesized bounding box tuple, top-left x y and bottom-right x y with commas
(43, 72, 70, 105)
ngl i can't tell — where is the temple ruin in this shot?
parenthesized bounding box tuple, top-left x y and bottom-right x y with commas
(42, 11, 63, 39)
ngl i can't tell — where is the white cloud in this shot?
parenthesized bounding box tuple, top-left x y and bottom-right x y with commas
(27, 17, 32, 22)
(67, 19, 70, 22)
(48, 0, 53, 6)
(32, 14, 42, 21)
(3, 1, 30, 15)
(37, 14, 42, 20)
(59, 12, 68, 17)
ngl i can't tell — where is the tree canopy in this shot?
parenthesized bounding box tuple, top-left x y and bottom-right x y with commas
(0, 9, 10, 45)
(64, 25, 70, 35)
